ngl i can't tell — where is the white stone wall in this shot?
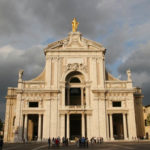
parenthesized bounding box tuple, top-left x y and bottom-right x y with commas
(4, 31, 144, 142)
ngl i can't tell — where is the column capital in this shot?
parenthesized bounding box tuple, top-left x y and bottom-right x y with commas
(82, 112, 85, 115)
(109, 113, 113, 116)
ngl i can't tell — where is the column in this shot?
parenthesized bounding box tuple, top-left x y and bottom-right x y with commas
(45, 56, 51, 88)
(38, 114, 42, 141)
(24, 114, 28, 141)
(93, 58, 97, 86)
(99, 57, 105, 88)
(86, 115, 91, 139)
(67, 113, 70, 139)
(54, 58, 58, 88)
(123, 113, 127, 139)
(67, 88, 70, 105)
(110, 114, 114, 140)
(62, 87, 65, 106)
(82, 113, 85, 137)
(81, 88, 84, 105)
(106, 114, 109, 139)
(85, 87, 89, 107)
(60, 114, 65, 138)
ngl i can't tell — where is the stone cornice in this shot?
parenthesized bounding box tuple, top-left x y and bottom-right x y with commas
(5, 95, 17, 99)
(45, 49, 103, 52)
(22, 108, 45, 114)
(59, 110, 92, 115)
(23, 81, 45, 84)
(17, 89, 60, 93)
(105, 89, 135, 92)
(107, 109, 128, 114)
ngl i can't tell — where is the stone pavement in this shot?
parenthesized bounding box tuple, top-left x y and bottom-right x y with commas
(2, 141, 150, 150)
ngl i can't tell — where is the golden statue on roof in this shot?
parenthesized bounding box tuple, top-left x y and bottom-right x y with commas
(72, 18, 79, 32)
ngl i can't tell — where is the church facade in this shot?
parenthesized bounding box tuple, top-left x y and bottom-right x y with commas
(4, 22, 145, 142)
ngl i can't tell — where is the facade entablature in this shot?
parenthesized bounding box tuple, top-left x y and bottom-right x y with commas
(5, 95, 17, 99)
(22, 97, 42, 101)
(20, 89, 60, 93)
(23, 81, 45, 89)
(107, 109, 128, 114)
(105, 89, 135, 93)
(7, 87, 17, 96)
(59, 110, 92, 115)
(22, 108, 45, 114)
(92, 88, 135, 93)
(105, 81, 130, 88)
(59, 105, 92, 111)
(106, 96, 126, 101)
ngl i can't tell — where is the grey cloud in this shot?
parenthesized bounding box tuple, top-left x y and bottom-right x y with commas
(118, 41, 150, 105)
(1, 0, 148, 49)
(0, 45, 45, 121)
(0, 45, 45, 106)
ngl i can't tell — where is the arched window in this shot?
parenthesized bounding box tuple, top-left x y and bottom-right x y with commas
(70, 77, 80, 83)
(65, 71, 85, 106)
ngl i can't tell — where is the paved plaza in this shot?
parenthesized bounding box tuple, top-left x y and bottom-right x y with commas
(2, 141, 150, 150)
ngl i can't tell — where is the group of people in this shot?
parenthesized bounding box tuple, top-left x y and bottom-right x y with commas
(90, 137, 104, 144)
(76, 137, 89, 148)
(47, 136, 103, 149)
(48, 137, 69, 148)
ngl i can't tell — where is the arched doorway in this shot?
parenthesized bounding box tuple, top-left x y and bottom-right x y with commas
(65, 71, 86, 139)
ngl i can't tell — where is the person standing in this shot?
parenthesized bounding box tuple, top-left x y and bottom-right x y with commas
(48, 137, 51, 149)
(0, 138, 3, 150)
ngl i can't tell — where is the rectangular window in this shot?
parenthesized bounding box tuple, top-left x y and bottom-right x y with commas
(112, 101, 121, 107)
(29, 102, 38, 107)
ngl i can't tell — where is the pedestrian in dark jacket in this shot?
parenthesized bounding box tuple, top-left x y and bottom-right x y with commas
(48, 137, 51, 149)
(0, 138, 3, 150)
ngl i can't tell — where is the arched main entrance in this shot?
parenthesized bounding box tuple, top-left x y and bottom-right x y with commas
(65, 71, 86, 140)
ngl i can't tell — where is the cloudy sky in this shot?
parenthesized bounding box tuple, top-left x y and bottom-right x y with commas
(0, 0, 150, 120)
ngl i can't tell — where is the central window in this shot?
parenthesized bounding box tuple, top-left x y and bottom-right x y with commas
(70, 88, 81, 105)
(29, 102, 38, 107)
(112, 101, 121, 107)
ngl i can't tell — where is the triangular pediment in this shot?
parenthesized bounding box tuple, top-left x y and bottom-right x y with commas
(44, 32, 105, 52)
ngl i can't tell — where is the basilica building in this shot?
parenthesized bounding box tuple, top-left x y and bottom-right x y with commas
(4, 19, 144, 142)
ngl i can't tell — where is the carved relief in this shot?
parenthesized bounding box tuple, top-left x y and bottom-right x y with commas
(62, 32, 88, 49)
(66, 63, 88, 72)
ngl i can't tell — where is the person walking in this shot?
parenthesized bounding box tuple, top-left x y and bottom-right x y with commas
(48, 137, 51, 149)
